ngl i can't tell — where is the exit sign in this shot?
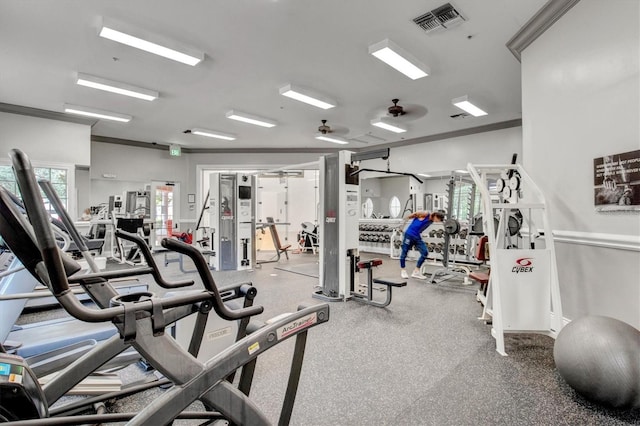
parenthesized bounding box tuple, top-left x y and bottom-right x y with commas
(170, 144, 181, 157)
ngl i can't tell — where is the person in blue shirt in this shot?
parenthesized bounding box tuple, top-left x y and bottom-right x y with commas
(400, 210, 444, 279)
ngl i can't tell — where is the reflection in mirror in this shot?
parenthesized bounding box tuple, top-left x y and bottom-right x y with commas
(389, 196, 401, 218)
(362, 197, 373, 218)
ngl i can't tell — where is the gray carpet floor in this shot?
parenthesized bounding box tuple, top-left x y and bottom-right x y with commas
(14, 250, 640, 425)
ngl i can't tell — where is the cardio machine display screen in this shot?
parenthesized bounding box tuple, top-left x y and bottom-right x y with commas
(238, 186, 252, 200)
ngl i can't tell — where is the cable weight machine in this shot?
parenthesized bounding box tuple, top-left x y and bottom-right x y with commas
(425, 173, 482, 284)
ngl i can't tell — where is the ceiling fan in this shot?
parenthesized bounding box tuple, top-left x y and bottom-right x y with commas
(370, 98, 427, 123)
(318, 119, 332, 134)
(387, 99, 406, 117)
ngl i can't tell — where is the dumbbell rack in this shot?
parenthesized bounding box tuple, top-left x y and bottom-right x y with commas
(358, 219, 404, 256)
(423, 222, 474, 262)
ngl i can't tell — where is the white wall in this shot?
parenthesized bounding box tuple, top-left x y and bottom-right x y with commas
(522, 0, 640, 327)
(90, 141, 190, 221)
(0, 112, 91, 166)
(379, 176, 411, 218)
(358, 127, 521, 217)
(361, 126, 523, 176)
(0, 112, 91, 217)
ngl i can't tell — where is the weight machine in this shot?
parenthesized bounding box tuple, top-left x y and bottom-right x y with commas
(314, 151, 361, 301)
(209, 173, 256, 271)
(467, 160, 563, 355)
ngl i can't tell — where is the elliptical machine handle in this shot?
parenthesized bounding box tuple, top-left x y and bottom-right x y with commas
(114, 229, 194, 288)
(10, 149, 71, 296)
(161, 237, 264, 320)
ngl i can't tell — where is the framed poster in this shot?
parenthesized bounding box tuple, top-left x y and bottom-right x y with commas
(594, 149, 640, 212)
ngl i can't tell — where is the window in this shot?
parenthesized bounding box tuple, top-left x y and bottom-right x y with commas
(0, 164, 69, 219)
(451, 182, 482, 221)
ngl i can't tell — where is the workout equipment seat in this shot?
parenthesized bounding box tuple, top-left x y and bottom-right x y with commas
(475, 235, 489, 261)
(167, 219, 193, 245)
(469, 269, 490, 296)
(352, 258, 406, 308)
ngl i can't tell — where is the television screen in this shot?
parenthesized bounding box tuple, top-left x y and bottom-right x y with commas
(238, 186, 252, 200)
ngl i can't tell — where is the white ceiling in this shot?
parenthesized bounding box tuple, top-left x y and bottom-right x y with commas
(0, 0, 546, 151)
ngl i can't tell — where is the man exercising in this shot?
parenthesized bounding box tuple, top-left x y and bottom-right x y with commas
(400, 210, 444, 279)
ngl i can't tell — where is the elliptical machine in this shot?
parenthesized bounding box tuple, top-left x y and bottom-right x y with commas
(0, 149, 330, 425)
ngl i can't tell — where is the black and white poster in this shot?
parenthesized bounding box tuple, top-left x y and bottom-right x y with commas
(594, 149, 640, 212)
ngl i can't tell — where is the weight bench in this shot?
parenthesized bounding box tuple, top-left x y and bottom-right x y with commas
(351, 258, 406, 308)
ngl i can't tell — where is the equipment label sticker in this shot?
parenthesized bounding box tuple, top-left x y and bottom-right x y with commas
(248, 342, 260, 355)
(276, 313, 317, 340)
(206, 326, 232, 341)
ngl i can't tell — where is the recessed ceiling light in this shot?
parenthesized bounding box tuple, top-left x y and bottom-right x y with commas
(279, 84, 337, 109)
(452, 95, 487, 117)
(76, 73, 159, 101)
(315, 134, 348, 145)
(63, 104, 131, 122)
(370, 117, 407, 133)
(368, 39, 430, 80)
(98, 17, 204, 66)
(226, 110, 277, 128)
(191, 128, 236, 141)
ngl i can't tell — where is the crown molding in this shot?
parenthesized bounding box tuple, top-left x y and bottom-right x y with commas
(506, 0, 581, 62)
(0, 102, 97, 126)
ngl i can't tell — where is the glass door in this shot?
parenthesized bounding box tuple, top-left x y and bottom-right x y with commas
(151, 181, 180, 249)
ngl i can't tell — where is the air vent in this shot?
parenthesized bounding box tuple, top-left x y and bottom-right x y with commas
(450, 112, 471, 120)
(413, 3, 465, 34)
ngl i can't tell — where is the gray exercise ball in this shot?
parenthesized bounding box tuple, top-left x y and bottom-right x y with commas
(554, 315, 640, 409)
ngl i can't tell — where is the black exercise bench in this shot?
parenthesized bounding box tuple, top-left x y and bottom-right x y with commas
(351, 258, 407, 308)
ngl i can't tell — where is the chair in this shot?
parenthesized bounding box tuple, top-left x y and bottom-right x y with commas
(256, 217, 291, 264)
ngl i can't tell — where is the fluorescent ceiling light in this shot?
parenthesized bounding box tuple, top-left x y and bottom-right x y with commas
(370, 117, 407, 133)
(452, 95, 487, 117)
(98, 18, 204, 66)
(76, 73, 158, 101)
(368, 39, 430, 80)
(279, 84, 336, 109)
(455, 169, 469, 174)
(191, 128, 236, 141)
(64, 104, 131, 122)
(418, 173, 432, 178)
(315, 134, 348, 145)
(226, 110, 277, 128)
